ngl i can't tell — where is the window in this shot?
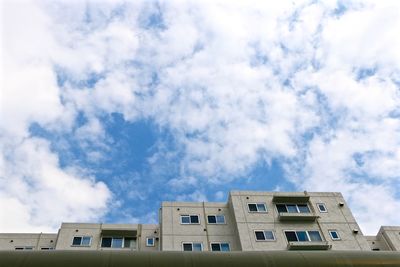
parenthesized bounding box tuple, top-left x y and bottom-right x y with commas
(72, 236, 92, 246)
(15, 246, 34, 250)
(182, 242, 202, 251)
(276, 204, 310, 213)
(248, 203, 267, 212)
(254, 230, 276, 241)
(40, 247, 54, 250)
(101, 237, 136, 248)
(146, 237, 155, 247)
(284, 231, 322, 242)
(210, 242, 230, 251)
(180, 215, 200, 224)
(329, 230, 341, 240)
(207, 215, 225, 224)
(317, 203, 327, 213)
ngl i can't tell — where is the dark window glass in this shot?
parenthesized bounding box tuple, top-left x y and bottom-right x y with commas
(297, 204, 310, 213)
(318, 204, 326, 212)
(211, 243, 220, 251)
(248, 204, 257, 212)
(190, 215, 199, 224)
(276, 204, 287, 213)
(15, 247, 24, 250)
(101, 237, 112, 248)
(125, 237, 136, 248)
(309, 231, 322, 242)
(330, 231, 339, 239)
(255, 231, 265, 240)
(183, 243, 192, 251)
(207, 216, 217, 224)
(72, 237, 82, 246)
(297, 231, 308, 241)
(285, 231, 298, 242)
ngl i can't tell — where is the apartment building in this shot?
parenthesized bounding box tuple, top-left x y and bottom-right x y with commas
(1, 191, 399, 252)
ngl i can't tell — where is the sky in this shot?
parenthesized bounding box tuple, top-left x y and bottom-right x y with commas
(1, 0, 400, 235)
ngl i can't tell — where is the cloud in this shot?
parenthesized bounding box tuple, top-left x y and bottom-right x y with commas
(1, 0, 400, 235)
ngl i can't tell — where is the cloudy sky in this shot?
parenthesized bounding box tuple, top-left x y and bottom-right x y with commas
(1, 0, 400, 235)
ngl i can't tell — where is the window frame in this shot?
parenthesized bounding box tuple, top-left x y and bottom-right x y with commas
(210, 242, 230, 251)
(328, 230, 341, 240)
(207, 215, 226, 224)
(275, 203, 311, 214)
(182, 242, 203, 251)
(100, 236, 137, 249)
(15, 246, 34, 250)
(254, 230, 276, 241)
(146, 237, 155, 247)
(71, 236, 92, 247)
(317, 203, 328, 213)
(180, 214, 201, 224)
(247, 203, 268, 213)
(283, 230, 323, 243)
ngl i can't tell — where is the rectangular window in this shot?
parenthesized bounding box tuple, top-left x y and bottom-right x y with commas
(210, 242, 230, 251)
(146, 237, 155, 247)
(247, 203, 267, 212)
(276, 204, 310, 213)
(207, 215, 225, 224)
(180, 215, 200, 224)
(284, 231, 322, 242)
(254, 230, 276, 241)
(101, 237, 136, 248)
(182, 242, 202, 251)
(329, 230, 341, 240)
(40, 247, 54, 250)
(72, 236, 92, 246)
(15, 246, 34, 250)
(317, 203, 327, 213)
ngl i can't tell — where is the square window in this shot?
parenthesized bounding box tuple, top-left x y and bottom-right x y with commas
(285, 231, 298, 242)
(112, 238, 123, 248)
(190, 215, 199, 224)
(207, 216, 217, 224)
(276, 204, 287, 213)
(296, 231, 309, 241)
(256, 203, 266, 212)
(248, 204, 258, 212)
(255, 231, 265, 241)
(192, 243, 202, 251)
(264, 231, 275, 241)
(72, 237, 82, 246)
(81, 236, 91, 246)
(146, 237, 155, 247)
(183, 243, 192, 251)
(181, 216, 190, 224)
(308, 231, 322, 242)
(220, 243, 230, 251)
(286, 205, 298, 213)
(329, 230, 340, 240)
(317, 203, 327, 213)
(211, 243, 220, 251)
(216, 215, 225, 224)
(101, 237, 112, 248)
(297, 204, 310, 213)
(124, 237, 136, 248)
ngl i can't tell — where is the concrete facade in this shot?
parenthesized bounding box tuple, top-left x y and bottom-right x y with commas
(1, 191, 399, 252)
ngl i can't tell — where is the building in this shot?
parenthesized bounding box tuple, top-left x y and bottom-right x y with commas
(1, 191, 399, 252)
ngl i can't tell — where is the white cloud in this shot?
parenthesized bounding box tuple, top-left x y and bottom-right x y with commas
(2, 0, 400, 235)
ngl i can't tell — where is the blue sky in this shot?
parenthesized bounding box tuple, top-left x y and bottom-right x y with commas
(1, 0, 400, 235)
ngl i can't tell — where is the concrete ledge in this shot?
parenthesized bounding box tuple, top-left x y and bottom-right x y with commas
(287, 241, 331, 250)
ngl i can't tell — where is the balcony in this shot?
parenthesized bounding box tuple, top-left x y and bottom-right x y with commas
(287, 241, 331, 250)
(272, 194, 310, 203)
(278, 212, 318, 222)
